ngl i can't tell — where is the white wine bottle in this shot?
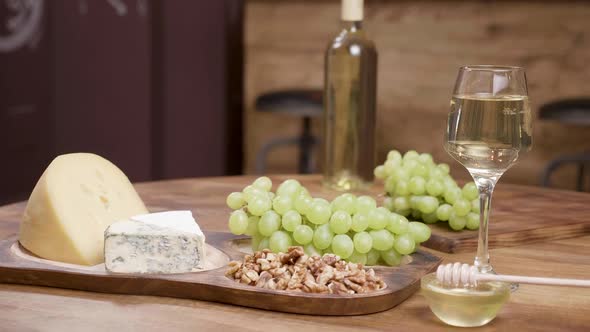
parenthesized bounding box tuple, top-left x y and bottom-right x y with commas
(322, 0, 377, 191)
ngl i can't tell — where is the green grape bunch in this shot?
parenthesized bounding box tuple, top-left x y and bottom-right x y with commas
(374, 150, 480, 231)
(226, 177, 432, 267)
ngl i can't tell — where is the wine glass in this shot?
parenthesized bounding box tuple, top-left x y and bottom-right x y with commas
(445, 65, 533, 278)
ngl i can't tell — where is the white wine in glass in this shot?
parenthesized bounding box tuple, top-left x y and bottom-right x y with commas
(445, 66, 532, 277)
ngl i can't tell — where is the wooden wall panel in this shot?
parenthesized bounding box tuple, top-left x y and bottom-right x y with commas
(244, 0, 590, 189)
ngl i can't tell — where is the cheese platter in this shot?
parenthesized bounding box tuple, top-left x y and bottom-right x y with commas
(0, 153, 442, 316)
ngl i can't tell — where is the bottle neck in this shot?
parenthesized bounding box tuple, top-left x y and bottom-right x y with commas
(341, 20, 363, 33)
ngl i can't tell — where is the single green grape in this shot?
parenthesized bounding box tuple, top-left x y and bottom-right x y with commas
(368, 207, 389, 230)
(443, 187, 462, 205)
(383, 196, 394, 211)
(436, 204, 453, 221)
(308, 199, 332, 225)
(366, 249, 381, 266)
(471, 199, 480, 213)
(258, 237, 269, 251)
(395, 179, 410, 196)
(384, 158, 402, 175)
(272, 195, 293, 215)
(332, 234, 354, 259)
(281, 210, 302, 232)
(462, 182, 479, 200)
(303, 243, 322, 257)
(393, 233, 415, 255)
(387, 150, 402, 162)
(329, 210, 352, 234)
(443, 176, 458, 189)
(421, 211, 439, 224)
(412, 164, 429, 178)
(409, 195, 420, 210)
(384, 176, 396, 193)
(331, 193, 356, 215)
(418, 153, 434, 165)
(408, 221, 431, 243)
(380, 248, 402, 266)
(353, 231, 373, 254)
(251, 233, 263, 251)
(391, 167, 411, 183)
(437, 163, 450, 174)
(269, 230, 292, 253)
(258, 210, 281, 236)
(403, 150, 420, 161)
(248, 195, 272, 216)
(409, 176, 426, 195)
(466, 212, 480, 230)
(386, 213, 409, 234)
(313, 224, 333, 249)
(393, 196, 410, 212)
(277, 179, 301, 198)
(293, 224, 313, 244)
(355, 195, 377, 214)
(347, 250, 367, 264)
(402, 159, 419, 172)
(252, 176, 272, 191)
(351, 212, 369, 232)
(453, 198, 471, 217)
(228, 210, 249, 235)
(429, 167, 446, 180)
(374, 165, 387, 179)
(370, 229, 394, 251)
(425, 179, 444, 197)
(226, 192, 245, 210)
(243, 186, 267, 203)
(294, 194, 312, 216)
(449, 212, 467, 231)
(417, 196, 439, 214)
(244, 215, 259, 236)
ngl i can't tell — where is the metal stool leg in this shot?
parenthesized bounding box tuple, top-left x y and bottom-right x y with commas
(299, 117, 315, 174)
(541, 153, 590, 191)
(255, 137, 301, 174)
(577, 163, 585, 192)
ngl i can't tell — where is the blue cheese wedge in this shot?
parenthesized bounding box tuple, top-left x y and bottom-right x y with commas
(104, 210, 205, 274)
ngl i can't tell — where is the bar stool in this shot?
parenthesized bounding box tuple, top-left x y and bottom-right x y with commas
(539, 98, 590, 191)
(255, 89, 323, 174)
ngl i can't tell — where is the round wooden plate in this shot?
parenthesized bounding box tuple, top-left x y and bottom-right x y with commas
(0, 231, 442, 315)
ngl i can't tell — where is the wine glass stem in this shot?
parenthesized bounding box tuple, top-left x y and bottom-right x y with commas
(473, 176, 498, 274)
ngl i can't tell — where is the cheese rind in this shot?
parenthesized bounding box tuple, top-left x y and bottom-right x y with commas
(104, 211, 206, 274)
(19, 153, 148, 265)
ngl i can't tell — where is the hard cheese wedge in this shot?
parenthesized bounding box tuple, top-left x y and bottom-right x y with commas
(19, 153, 148, 265)
(104, 210, 206, 274)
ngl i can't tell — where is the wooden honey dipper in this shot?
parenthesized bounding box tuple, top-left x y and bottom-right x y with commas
(436, 263, 590, 288)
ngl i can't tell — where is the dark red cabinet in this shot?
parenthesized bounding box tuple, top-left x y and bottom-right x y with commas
(0, 0, 243, 204)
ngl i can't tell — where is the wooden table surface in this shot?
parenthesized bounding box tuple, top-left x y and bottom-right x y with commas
(1, 175, 589, 331)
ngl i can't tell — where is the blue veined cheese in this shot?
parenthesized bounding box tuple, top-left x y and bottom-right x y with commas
(104, 210, 205, 274)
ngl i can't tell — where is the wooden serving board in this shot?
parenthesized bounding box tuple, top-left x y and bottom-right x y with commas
(0, 231, 442, 316)
(421, 184, 590, 253)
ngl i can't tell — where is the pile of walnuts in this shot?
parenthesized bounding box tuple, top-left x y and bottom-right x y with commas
(225, 246, 386, 294)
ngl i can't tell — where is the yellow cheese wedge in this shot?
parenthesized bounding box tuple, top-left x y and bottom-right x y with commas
(19, 153, 148, 265)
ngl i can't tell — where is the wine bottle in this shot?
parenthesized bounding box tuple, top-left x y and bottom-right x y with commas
(322, 0, 377, 191)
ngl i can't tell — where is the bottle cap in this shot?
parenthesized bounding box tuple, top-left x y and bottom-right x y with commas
(342, 0, 363, 21)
